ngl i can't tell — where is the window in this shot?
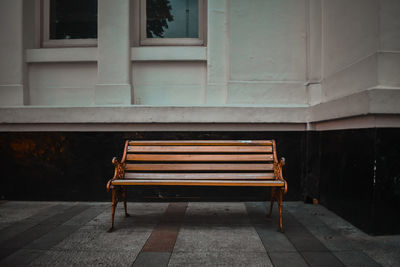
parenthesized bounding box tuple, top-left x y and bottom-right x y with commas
(140, 0, 205, 45)
(42, 0, 97, 47)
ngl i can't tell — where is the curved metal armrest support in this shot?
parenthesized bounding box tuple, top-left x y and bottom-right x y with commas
(274, 157, 288, 194)
(106, 157, 125, 192)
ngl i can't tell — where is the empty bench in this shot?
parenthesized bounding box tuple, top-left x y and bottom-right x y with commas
(106, 140, 287, 232)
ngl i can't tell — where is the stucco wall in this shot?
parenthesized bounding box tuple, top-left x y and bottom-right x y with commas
(228, 0, 308, 106)
(321, 0, 379, 102)
(132, 62, 206, 105)
(0, 0, 311, 108)
(378, 0, 400, 88)
(28, 63, 97, 106)
(0, 0, 399, 128)
(0, 0, 24, 106)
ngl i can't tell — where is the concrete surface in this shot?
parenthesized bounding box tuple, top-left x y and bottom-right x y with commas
(0, 201, 399, 266)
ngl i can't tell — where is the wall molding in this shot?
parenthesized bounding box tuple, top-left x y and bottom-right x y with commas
(1, 88, 400, 131)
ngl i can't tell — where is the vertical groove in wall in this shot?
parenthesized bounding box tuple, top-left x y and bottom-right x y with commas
(305, 0, 310, 83)
(22, 0, 30, 105)
(377, 0, 382, 51)
(376, 0, 382, 86)
(202, 0, 207, 105)
(320, 0, 326, 100)
(225, 0, 230, 104)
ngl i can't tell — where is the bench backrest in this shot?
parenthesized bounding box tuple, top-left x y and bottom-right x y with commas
(121, 140, 279, 181)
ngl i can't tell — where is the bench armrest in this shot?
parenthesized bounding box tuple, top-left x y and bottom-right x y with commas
(274, 157, 288, 194)
(106, 157, 125, 192)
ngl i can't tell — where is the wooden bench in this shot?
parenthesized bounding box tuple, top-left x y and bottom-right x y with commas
(106, 140, 287, 232)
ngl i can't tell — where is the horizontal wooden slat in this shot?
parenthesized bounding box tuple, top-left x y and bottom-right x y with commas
(125, 163, 273, 171)
(112, 179, 285, 187)
(128, 146, 272, 153)
(124, 173, 275, 180)
(128, 140, 273, 146)
(126, 154, 273, 162)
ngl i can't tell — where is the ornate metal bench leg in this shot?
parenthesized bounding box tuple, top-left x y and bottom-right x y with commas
(108, 188, 118, 232)
(123, 187, 129, 217)
(268, 187, 276, 218)
(277, 189, 284, 232)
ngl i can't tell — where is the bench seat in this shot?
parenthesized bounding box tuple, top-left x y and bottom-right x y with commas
(111, 179, 285, 186)
(106, 139, 287, 232)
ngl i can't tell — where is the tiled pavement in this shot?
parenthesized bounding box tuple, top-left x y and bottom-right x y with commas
(0, 201, 399, 266)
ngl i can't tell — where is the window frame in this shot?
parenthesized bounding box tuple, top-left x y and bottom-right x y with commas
(139, 0, 206, 46)
(42, 0, 98, 48)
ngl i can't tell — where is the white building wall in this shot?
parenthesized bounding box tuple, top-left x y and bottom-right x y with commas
(228, 0, 308, 106)
(5, 0, 311, 108)
(0, 0, 399, 130)
(29, 63, 97, 106)
(378, 0, 400, 89)
(321, 0, 379, 102)
(132, 62, 206, 105)
(0, 0, 24, 106)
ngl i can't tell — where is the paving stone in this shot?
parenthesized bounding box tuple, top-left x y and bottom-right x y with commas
(0, 201, 58, 224)
(23, 205, 105, 251)
(141, 203, 187, 253)
(285, 203, 327, 227)
(286, 205, 381, 266)
(53, 227, 152, 252)
(245, 202, 278, 225)
(302, 251, 345, 267)
(254, 224, 297, 252)
(1, 201, 399, 267)
(0, 204, 104, 266)
(292, 203, 366, 239)
(361, 236, 400, 266)
(142, 224, 181, 252)
(88, 203, 167, 227)
(0, 222, 10, 231)
(0, 249, 43, 267)
(284, 226, 328, 252)
(28, 249, 138, 267)
(0, 205, 89, 260)
(268, 252, 308, 267)
(63, 205, 108, 225)
(284, 213, 329, 252)
(41, 205, 89, 225)
(168, 251, 273, 267)
(245, 202, 296, 252)
(78, 223, 155, 233)
(25, 224, 78, 250)
(303, 223, 357, 252)
(132, 252, 170, 267)
(174, 225, 266, 253)
(0, 222, 46, 245)
(286, 203, 359, 252)
(0, 204, 68, 243)
(333, 251, 381, 267)
(184, 202, 250, 225)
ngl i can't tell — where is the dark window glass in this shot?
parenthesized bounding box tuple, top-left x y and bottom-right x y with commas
(49, 0, 97, 39)
(146, 0, 198, 38)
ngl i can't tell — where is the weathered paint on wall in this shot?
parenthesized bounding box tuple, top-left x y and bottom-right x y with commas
(1, 0, 398, 113)
(0, 0, 24, 106)
(132, 62, 207, 105)
(321, 0, 379, 102)
(28, 63, 97, 106)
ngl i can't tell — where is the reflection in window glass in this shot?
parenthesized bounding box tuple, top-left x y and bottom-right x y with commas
(146, 0, 198, 38)
(49, 0, 97, 40)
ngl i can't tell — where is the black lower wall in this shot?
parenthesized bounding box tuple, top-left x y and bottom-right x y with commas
(0, 131, 305, 202)
(1, 129, 399, 235)
(305, 128, 400, 235)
